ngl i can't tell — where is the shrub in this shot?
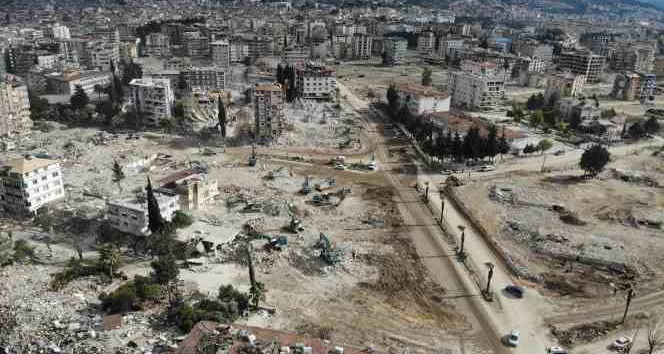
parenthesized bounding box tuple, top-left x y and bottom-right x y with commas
(101, 283, 138, 314)
(171, 211, 194, 229)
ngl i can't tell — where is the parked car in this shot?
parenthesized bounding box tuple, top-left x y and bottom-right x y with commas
(440, 170, 452, 175)
(554, 150, 565, 156)
(505, 285, 525, 298)
(479, 165, 496, 172)
(506, 330, 520, 347)
(610, 337, 633, 351)
(334, 164, 346, 170)
(546, 346, 568, 354)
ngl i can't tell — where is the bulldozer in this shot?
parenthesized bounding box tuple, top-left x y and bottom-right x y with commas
(314, 233, 342, 265)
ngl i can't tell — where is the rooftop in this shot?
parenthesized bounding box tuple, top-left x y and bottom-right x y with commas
(429, 112, 526, 140)
(255, 83, 283, 92)
(397, 82, 449, 98)
(2, 157, 59, 174)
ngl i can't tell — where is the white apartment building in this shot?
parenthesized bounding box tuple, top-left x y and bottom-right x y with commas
(46, 70, 112, 96)
(106, 191, 179, 235)
(210, 40, 231, 68)
(0, 157, 64, 217)
(383, 37, 408, 65)
(145, 33, 171, 58)
(397, 83, 451, 116)
(351, 33, 373, 60)
(294, 62, 336, 100)
(181, 67, 226, 90)
(0, 74, 32, 137)
(448, 61, 505, 110)
(86, 41, 120, 72)
(158, 168, 219, 211)
(51, 23, 70, 40)
(254, 83, 285, 144)
(118, 41, 138, 62)
(128, 78, 175, 126)
(417, 31, 436, 55)
(545, 73, 586, 103)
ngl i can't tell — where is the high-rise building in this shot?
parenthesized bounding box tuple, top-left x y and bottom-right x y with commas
(612, 72, 656, 101)
(184, 31, 211, 59)
(383, 37, 408, 65)
(51, 23, 70, 40)
(145, 33, 171, 58)
(210, 40, 231, 68)
(351, 33, 373, 59)
(609, 44, 655, 73)
(448, 61, 505, 110)
(181, 67, 226, 90)
(0, 157, 64, 217)
(417, 31, 436, 55)
(254, 83, 285, 144)
(0, 74, 32, 137)
(128, 78, 174, 126)
(559, 51, 605, 83)
(86, 41, 120, 71)
(545, 73, 586, 103)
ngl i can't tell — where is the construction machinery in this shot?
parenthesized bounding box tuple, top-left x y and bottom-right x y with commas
(288, 216, 304, 233)
(300, 176, 312, 194)
(314, 233, 342, 265)
(242, 202, 263, 213)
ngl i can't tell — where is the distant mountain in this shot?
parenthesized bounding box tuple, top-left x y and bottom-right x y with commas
(637, 0, 664, 9)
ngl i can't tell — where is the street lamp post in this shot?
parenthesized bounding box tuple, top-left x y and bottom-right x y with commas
(457, 225, 466, 258)
(484, 262, 495, 300)
(622, 285, 635, 325)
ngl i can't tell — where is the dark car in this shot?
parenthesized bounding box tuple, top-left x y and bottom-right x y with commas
(505, 285, 525, 298)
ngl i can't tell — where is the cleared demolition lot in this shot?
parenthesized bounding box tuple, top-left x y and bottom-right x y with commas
(0, 123, 472, 353)
(448, 147, 664, 304)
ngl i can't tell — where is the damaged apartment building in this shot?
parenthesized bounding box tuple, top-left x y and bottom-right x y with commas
(0, 74, 33, 138)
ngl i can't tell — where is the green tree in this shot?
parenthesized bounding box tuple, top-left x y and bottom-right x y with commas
(146, 177, 164, 234)
(249, 282, 267, 309)
(485, 124, 499, 161)
(171, 210, 193, 228)
(12, 239, 37, 264)
(498, 126, 511, 161)
(28, 92, 50, 120)
(628, 122, 645, 139)
(112, 160, 125, 194)
(150, 253, 179, 285)
(530, 110, 544, 130)
(526, 93, 545, 110)
(644, 116, 661, 135)
(121, 60, 143, 85)
(537, 139, 553, 154)
(421, 67, 433, 86)
(70, 85, 90, 110)
(98, 243, 121, 280)
(218, 98, 226, 139)
(94, 84, 103, 100)
(580, 144, 610, 177)
(386, 83, 400, 112)
(218, 285, 250, 313)
(511, 103, 524, 123)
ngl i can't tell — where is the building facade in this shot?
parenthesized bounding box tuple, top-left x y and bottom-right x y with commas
(181, 67, 226, 90)
(254, 83, 285, 144)
(396, 83, 451, 116)
(416, 31, 436, 55)
(383, 37, 408, 65)
(351, 33, 373, 60)
(106, 191, 179, 235)
(145, 33, 171, 58)
(294, 62, 336, 99)
(0, 74, 32, 137)
(46, 70, 112, 96)
(210, 40, 231, 68)
(128, 78, 175, 126)
(559, 51, 605, 83)
(0, 157, 64, 217)
(545, 73, 586, 103)
(448, 61, 505, 110)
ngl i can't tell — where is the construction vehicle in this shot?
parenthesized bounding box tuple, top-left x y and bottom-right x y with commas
(248, 145, 257, 167)
(312, 194, 333, 205)
(314, 233, 342, 265)
(300, 176, 312, 194)
(288, 216, 304, 233)
(242, 202, 263, 213)
(264, 236, 288, 251)
(315, 177, 335, 192)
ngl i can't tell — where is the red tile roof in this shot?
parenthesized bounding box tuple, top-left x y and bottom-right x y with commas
(429, 111, 526, 140)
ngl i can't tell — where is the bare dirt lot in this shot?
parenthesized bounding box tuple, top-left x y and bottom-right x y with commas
(450, 148, 664, 303)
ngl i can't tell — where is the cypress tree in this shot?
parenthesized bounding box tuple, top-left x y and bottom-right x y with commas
(146, 177, 164, 234)
(218, 98, 226, 139)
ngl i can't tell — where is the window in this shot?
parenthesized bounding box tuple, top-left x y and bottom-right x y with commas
(52, 172, 59, 177)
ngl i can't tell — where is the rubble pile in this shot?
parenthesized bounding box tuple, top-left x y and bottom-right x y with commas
(551, 320, 620, 346)
(608, 168, 660, 187)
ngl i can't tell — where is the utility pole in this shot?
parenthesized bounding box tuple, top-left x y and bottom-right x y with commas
(424, 182, 429, 203)
(458, 225, 466, 258)
(439, 199, 445, 225)
(622, 286, 635, 324)
(485, 262, 495, 296)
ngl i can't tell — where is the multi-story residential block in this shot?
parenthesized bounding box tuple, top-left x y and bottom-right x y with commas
(254, 83, 285, 144)
(438, 36, 464, 59)
(45, 69, 112, 96)
(36, 54, 60, 69)
(559, 50, 605, 83)
(351, 33, 373, 59)
(118, 41, 138, 62)
(383, 37, 408, 65)
(117, 23, 138, 42)
(396, 83, 451, 116)
(0, 157, 64, 217)
(181, 67, 226, 90)
(50, 23, 70, 40)
(448, 61, 505, 110)
(609, 44, 655, 73)
(330, 35, 352, 59)
(284, 47, 311, 66)
(92, 27, 120, 44)
(545, 73, 586, 103)
(184, 31, 210, 59)
(0, 74, 32, 137)
(162, 23, 186, 46)
(294, 62, 336, 100)
(86, 41, 120, 71)
(417, 31, 436, 55)
(210, 40, 230, 68)
(229, 41, 249, 63)
(158, 168, 219, 211)
(247, 36, 274, 59)
(145, 33, 171, 58)
(612, 72, 656, 101)
(106, 190, 179, 235)
(128, 78, 174, 126)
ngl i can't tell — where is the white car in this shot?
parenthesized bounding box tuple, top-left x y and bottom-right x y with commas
(611, 337, 633, 351)
(334, 164, 346, 170)
(479, 165, 496, 172)
(546, 346, 568, 354)
(506, 330, 520, 347)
